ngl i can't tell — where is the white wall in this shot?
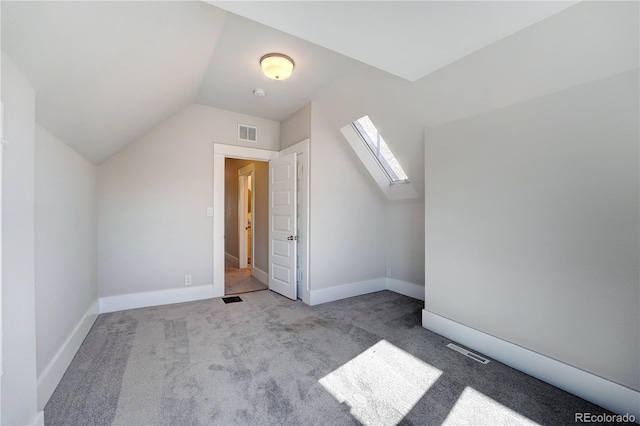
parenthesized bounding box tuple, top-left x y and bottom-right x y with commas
(386, 202, 425, 285)
(424, 69, 639, 391)
(98, 103, 279, 298)
(34, 125, 98, 377)
(280, 101, 311, 150)
(309, 103, 388, 289)
(306, 66, 426, 291)
(1, 53, 39, 425)
(417, 1, 639, 128)
(298, 1, 637, 296)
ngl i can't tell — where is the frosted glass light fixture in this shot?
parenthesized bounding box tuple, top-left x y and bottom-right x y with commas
(260, 53, 295, 80)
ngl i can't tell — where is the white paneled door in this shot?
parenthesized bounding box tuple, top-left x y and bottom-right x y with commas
(269, 153, 297, 300)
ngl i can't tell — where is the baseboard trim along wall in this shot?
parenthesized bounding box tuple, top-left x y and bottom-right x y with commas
(224, 252, 239, 268)
(37, 300, 99, 410)
(386, 278, 425, 301)
(309, 278, 387, 305)
(38, 278, 421, 411)
(252, 267, 268, 285)
(99, 284, 214, 314)
(421, 309, 640, 420)
(308, 278, 424, 306)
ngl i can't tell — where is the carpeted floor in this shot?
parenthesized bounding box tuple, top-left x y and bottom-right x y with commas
(225, 264, 268, 295)
(45, 290, 614, 425)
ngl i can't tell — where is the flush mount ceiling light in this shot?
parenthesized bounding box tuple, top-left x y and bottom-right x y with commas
(260, 53, 295, 80)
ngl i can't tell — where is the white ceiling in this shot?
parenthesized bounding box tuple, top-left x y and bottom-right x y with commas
(1, 1, 577, 164)
(196, 12, 363, 122)
(209, 1, 578, 82)
(2, 1, 227, 164)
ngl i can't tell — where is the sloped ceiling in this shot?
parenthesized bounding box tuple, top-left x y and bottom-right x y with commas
(1, 1, 226, 164)
(196, 12, 363, 122)
(209, 1, 578, 82)
(2, 1, 578, 164)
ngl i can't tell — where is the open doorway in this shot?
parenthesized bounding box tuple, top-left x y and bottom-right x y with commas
(224, 158, 268, 295)
(213, 141, 310, 303)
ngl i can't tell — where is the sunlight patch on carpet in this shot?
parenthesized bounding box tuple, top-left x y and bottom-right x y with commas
(319, 339, 442, 425)
(444, 387, 540, 425)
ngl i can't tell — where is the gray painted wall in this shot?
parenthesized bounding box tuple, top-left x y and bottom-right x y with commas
(1, 53, 39, 426)
(34, 124, 98, 377)
(424, 69, 639, 391)
(98, 104, 279, 297)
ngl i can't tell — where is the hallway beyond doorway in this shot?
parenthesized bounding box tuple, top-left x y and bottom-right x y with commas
(225, 261, 268, 295)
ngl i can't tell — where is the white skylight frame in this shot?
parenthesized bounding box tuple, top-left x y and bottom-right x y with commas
(340, 115, 418, 201)
(352, 115, 409, 184)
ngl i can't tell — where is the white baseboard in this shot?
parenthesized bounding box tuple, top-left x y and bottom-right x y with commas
(225, 252, 239, 268)
(386, 278, 425, 301)
(99, 284, 214, 314)
(37, 300, 99, 410)
(309, 278, 387, 306)
(30, 411, 45, 426)
(252, 266, 268, 285)
(422, 309, 640, 420)
(308, 277, 424, 306)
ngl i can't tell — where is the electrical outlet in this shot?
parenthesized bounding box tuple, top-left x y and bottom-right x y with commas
(184, 275, 192, 286)
(206, 207, 213, 217)
(386, 267, 391, 277)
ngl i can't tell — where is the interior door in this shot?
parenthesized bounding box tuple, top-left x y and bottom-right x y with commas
(269, 153, 297, 300)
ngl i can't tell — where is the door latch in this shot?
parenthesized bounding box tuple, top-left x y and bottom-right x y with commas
(287, 235, 299, 241)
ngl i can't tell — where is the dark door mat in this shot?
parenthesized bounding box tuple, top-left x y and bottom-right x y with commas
(222, 296, 243, 304)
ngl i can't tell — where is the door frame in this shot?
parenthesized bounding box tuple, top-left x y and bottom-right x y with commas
(213, 144, 277, 297)
(212, 141, 310, 302)
(238, 164, 255, 270)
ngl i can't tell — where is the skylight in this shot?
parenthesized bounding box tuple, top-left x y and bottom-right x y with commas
(352, 115, 408, 184)
(340, 116, 418, 200)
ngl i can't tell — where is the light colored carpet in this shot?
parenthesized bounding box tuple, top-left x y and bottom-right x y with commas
(225, 264, 268, 295)
(45, 290, 613, 425)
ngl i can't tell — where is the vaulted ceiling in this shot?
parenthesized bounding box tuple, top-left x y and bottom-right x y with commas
(208, 1, 577, 82)
(2, 1, 578, 164)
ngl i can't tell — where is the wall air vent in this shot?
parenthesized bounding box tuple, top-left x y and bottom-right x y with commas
(447, 343, 490, 364)
(238, 124, 257, 142)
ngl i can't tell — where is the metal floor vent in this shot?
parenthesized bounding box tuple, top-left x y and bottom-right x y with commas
(447, 343, 490, 364)
(222, 296, 243, 304)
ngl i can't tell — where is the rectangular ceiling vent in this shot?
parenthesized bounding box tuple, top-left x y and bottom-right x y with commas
(238, 124, 257, 142)
(447, 343, 490, 364)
